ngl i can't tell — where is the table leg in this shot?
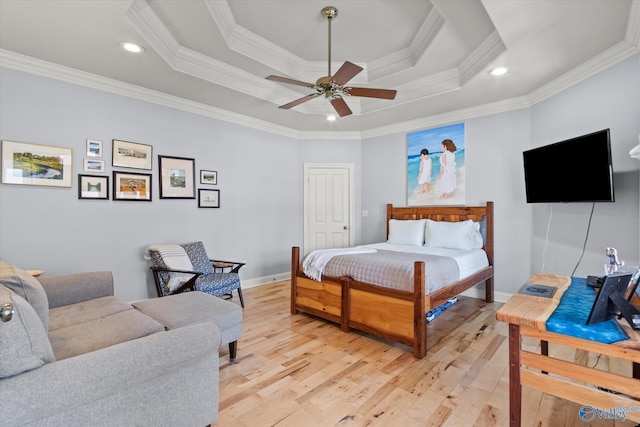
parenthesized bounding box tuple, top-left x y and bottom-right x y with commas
(541, 340, 548, 374)
(509, 323, 522, 427)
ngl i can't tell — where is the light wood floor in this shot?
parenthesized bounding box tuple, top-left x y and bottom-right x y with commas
(216, 281, 636, 427)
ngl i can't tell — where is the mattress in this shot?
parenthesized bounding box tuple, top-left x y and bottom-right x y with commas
(313, 243, 489, 294)
(361, 243, 489, 280)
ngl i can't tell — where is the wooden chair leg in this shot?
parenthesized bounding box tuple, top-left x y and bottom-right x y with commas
(237, 287, 244, 308)
(229, 341, 237, 363)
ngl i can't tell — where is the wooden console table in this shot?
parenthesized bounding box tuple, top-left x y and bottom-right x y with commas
(496, 273, 640, 426)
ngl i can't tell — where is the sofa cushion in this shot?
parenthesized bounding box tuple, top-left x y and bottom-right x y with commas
(48, 309, 164, 360)
(0, 285, 55, 378)
(48, 296, 133, 331)
(133, 292, 242, 347)
(0, 260, 49, 331)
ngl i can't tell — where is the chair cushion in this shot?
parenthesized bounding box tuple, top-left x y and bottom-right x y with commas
(181, 242, 214, 274)
(0, 260, 49, 331)
(195, 273, 240, 297)
(0, 285, 55, 378)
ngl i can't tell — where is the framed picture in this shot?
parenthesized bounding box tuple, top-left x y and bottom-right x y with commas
(1, 140, 73, 187)
(86, 139, 103, 157)
(112, 139, 152, 170)
(84, 158, 105, 173)
(113, 171, 152, 201)
(159, 155, 195, 199)
(200, 170, 217, 185)
(78, 174, 109, 199)
(198, 189, 220, 208)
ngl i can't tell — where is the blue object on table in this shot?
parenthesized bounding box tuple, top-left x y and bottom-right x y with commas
(426, 297, 458, 323)
(546, 277, 628, 344)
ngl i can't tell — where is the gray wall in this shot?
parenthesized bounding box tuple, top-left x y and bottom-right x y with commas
(1, 53, 638, 302)
(361, 109, 534, 299)
(528, 54, 640, 279)
(361, 54, 640, 298)
(0, 68, 361, 302)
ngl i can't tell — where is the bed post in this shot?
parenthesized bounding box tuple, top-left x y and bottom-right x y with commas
(386, 204, 393, 237)
(414, 261, 427, 358)
(291, 246, 300, 314)
(485, 201, 494, 303)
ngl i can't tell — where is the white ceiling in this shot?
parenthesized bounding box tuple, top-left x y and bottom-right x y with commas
(1, 0, 638, 138)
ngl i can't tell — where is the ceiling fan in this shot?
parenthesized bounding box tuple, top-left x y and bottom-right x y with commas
(266, 6, 397, 118)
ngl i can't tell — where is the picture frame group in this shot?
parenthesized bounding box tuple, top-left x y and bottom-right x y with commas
(2, 139, 224, 209)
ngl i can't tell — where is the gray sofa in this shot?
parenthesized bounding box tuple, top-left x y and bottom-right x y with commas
(0, 260, 222, 427)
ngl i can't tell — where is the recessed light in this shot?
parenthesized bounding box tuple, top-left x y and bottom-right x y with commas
(490, 67, 508, 76)
(121, 42, 144, 53)
(326, 114, 337, 122)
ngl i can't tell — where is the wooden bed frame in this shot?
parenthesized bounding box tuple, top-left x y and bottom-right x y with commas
(291, 202, 494, 359)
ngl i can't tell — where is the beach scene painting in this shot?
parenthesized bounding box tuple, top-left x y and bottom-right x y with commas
(407, 123, 465, 206)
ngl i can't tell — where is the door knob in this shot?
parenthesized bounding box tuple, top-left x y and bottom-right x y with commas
(343, 226, 348, 230)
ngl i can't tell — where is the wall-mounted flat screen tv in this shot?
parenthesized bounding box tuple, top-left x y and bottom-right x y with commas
(523, 129, 614, 203)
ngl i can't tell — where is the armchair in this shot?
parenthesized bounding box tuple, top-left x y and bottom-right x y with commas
(145, 241, 245, 307)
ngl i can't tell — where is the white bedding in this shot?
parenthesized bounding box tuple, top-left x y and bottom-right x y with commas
(357, 242, 489, 280)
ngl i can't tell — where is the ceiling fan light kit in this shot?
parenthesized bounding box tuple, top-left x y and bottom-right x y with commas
(266, 6, 397, 118)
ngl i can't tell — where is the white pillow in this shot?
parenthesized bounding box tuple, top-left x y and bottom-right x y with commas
(424, 219, 484, 250)
(388, 219, 426, 246)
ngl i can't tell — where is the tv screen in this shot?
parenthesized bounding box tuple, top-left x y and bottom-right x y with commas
(523, 129, 615, 203)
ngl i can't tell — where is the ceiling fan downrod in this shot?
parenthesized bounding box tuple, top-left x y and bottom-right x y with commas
(321, 6, 338, 78)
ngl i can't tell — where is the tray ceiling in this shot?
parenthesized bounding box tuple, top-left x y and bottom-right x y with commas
(0, 0, 638, 138)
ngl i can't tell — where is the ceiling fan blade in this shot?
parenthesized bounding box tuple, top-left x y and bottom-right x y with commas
(331, 61, 363, 86)
(266, 75, 315, 88)
(279, 93, 321, 110)
(330, 97, 352, 117)
(345, 87, 397, 100)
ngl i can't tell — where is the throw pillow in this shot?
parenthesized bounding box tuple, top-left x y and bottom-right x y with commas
(387, 219, 426, 246)
(0, 285, 55, 378)
(0, 259, 49, 331)
(424, 219, 484, 250)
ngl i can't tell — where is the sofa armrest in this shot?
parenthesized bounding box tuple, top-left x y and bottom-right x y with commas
(1, 322, 221, 427)
(37, 271, 114, 308)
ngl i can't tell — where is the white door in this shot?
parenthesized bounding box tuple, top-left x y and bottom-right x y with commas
(304, 163, 354, 255)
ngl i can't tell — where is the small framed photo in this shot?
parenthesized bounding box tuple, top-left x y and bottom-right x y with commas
(86, 139, 103, 157)
(198, 189, 220, 208)
(159, 155, 195, 199)
(200, 170, 217, 185)
(84, 158, 105, 173)
(113, 171, 152, 201)
(1, 140, 73, 187)
(78, 174, 109, 199)
(112, 139, 152, 170)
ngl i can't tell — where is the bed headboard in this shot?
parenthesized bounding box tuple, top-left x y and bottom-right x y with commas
(386, 202, 494, 264)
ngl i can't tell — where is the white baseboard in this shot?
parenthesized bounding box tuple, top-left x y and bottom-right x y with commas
(241, 272, 290, 289)
(459, 287, 512, 303)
